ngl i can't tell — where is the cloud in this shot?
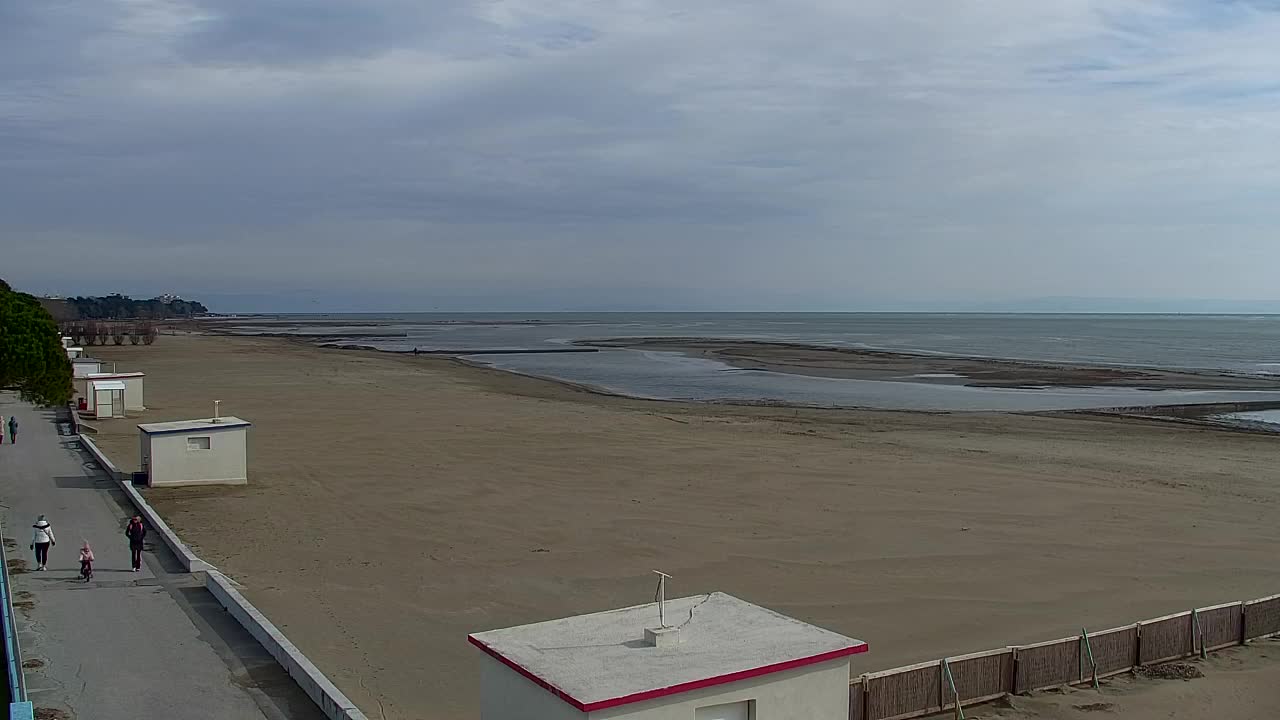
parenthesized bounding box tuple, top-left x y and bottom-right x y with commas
(4, 0, 1280, 309)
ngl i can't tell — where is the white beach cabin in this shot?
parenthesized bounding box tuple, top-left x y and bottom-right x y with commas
(66, 346, 83, 360)
(84, 372, 145, 412)
(138, 417, 251, 487)
(470, 592, 867, 720)
(87, 380, 127, 420)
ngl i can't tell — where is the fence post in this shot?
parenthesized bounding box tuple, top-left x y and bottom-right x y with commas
(860, 673, 868, 720)
(1080, 628, 1099, 689)
(1240, 602, 1248, 646)
(942, 658, 964, 720)
(1135, 621, 1143, 666)
(1192, 609, 1206, 660)
(1008, 646, 1019, 697)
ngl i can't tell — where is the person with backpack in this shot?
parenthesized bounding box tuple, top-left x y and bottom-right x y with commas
(30, 515, 55, 571)
(124, 516, 146, 572)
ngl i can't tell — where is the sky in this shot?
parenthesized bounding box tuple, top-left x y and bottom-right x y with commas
(4, 1, 1280, 312)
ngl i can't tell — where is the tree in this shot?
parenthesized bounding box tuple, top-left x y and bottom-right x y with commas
(0, 280, 73, 406)
(66, 294, 208, 320)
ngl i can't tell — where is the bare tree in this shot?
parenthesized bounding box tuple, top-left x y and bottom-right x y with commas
(129, 324, 141, 345)
(96, 321, 109, 345)
(112, 323, 125, 345)
(143, 323, 157, 345)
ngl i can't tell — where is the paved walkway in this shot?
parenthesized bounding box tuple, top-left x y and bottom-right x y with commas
(0, 394, 325, 720)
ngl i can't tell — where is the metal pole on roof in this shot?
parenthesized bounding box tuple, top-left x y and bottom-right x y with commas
(653, 570, 672, 628)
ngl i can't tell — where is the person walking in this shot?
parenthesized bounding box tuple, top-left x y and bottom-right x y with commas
(124, 516, 146, 572)
(7, 415, 16, 444)
(30, 515, 55, 571)
(0, 414, 5, 445)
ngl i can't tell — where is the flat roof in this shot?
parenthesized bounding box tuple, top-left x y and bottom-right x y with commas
(72, 357, 104, 363)
(138, 417, 252, 435)
(86, 372, 145, 379)
(90, 380, 127, 390)
(468, 592, 866, 712)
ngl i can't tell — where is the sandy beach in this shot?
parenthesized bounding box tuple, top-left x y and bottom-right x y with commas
(584, 337, 1280, 390)
(88, 333, 1280, 720)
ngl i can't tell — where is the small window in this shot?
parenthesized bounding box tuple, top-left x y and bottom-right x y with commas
(187, 436, 212, 450)
(695, 700, 753, 720)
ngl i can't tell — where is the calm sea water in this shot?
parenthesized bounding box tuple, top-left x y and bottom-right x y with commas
(234, 313, 1280, 411)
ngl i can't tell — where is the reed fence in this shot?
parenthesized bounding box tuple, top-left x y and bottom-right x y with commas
(849, 593, 1280, 720)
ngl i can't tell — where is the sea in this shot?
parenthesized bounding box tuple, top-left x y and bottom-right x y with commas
(231, 313, 1280, 412)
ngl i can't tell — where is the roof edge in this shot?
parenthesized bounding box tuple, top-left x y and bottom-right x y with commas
(468, 634, 867, 713)
(468, 635, 590, 711)
(138, 421, 252, 435)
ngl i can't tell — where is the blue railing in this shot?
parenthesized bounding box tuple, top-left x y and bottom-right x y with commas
(0, 518, 30, 717)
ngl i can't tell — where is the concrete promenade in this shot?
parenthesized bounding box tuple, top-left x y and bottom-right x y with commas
(0, 394, 325, 720)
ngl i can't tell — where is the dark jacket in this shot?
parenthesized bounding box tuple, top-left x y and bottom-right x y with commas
(125, 521, 146, 547)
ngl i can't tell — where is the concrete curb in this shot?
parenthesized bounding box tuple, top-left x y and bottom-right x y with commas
(77, 435, 212, 573)
(76, 433, 367, 720)
(205, 573, 370, 720)
(78, 433, 121, 481)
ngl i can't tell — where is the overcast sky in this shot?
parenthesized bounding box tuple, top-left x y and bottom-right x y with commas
(4, 1, 1280, 311)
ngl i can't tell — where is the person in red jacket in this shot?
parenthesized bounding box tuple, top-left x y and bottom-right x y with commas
(124, 516, 146, 572)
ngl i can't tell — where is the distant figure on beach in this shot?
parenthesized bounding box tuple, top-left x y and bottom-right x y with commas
(79, 542, 94, 582)
(125, 516, 146, 572)
(7, 416, 16, 444)
(30, 515, 55, 571)
(413, 347, 419, 356)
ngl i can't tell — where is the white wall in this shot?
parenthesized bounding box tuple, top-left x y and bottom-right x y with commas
(480, 653, 586, 720)
(73, 361, 102, 379)
(120, 375, 145, 411)
(590, 659, 851, 720)
(146, 427, 248, 487)
(481, 656, 851, 720)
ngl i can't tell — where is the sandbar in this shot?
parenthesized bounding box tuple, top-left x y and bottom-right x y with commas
(583, 337, 1280, 390)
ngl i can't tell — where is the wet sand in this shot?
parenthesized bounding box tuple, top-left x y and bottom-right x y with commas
(88, 334, 1280, 720)
(585, 337, 1280, 389)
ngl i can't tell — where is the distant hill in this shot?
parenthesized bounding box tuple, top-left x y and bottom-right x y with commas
(43, 293, 209, 320)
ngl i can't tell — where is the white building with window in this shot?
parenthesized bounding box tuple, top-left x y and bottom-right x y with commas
(137, 417, 251, 487)
(470, 592, 867, 720)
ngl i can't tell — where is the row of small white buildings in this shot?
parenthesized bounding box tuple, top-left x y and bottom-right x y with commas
(68, 335, 251, 489)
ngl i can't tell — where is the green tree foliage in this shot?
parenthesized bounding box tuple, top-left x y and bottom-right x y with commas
(67, 294, 208, 320)
(0, 280, 73, 406)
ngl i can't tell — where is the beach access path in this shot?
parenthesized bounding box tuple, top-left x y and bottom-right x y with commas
(0, 394, 326, 720)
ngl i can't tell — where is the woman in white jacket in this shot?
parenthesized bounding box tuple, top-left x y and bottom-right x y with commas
(30, 515, 55, 571)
